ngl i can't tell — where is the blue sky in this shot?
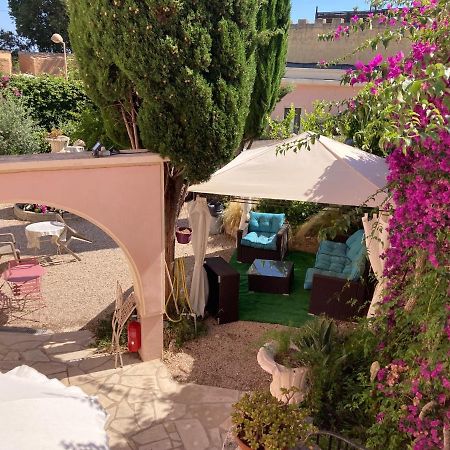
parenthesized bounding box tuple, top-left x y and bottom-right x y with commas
(1, 0, 369, 32)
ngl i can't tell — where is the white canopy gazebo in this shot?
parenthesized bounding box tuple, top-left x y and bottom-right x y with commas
(189, 133, 388, 207)
(188, 133, 389, 318)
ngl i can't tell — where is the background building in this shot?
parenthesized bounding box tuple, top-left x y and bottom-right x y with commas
(273, 9, 408, 125)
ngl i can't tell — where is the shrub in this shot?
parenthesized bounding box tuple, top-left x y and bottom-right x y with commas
(8, 74, 91, 130)
(232, 389, 316, 450)
(262, 104, 296, 139)
(163, 316, 207, 350)
(0, 94, 45, 155)
(61, 106, 115, 149)
(305, 321, 377, 441)
(257, 199, 322, 231)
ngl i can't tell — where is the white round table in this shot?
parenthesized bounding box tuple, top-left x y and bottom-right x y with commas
(25, 221, 66, 250)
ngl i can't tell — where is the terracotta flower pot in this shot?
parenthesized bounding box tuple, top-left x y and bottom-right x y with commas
(175, 227, 192, 244)
(235, 435, 290, 450)
(235, 435, 252, 450)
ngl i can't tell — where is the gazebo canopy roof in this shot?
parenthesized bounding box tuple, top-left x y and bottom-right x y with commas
(189, 133, 388, 207)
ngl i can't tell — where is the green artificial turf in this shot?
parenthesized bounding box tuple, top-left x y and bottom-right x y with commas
(229, 251, 316, 327)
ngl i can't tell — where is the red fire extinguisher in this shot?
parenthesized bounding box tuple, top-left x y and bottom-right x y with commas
(127, 317, 141, 352)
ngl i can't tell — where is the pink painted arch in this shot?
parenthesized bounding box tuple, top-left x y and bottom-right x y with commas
(0, 152, 166, 361)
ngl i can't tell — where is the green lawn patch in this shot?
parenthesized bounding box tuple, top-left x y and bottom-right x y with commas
(229, 251, 316, 327)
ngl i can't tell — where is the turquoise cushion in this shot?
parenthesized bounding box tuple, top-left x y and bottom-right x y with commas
(248, 212, 285, 234)
(346, 229, 365, 247)
(318, 240, 347, 257)
(315, 253, 348, 273)
(241, 231, 277, 250)
(304, 267, 349, 290)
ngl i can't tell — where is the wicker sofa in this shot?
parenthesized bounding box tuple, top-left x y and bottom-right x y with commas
(237, 212, 289, 264)
(305, 230, 372, 321)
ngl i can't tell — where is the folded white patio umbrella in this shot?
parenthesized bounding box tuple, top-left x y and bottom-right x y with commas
(189, 133, 388, 207)
(188, 197, 212, 316)
(0, 365, 109, 450)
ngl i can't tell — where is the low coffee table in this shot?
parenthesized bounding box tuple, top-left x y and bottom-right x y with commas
(247, 259, 294, 295)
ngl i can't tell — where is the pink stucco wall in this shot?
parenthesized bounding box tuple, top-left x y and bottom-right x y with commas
(272, 83, 360, 120)
(0, 152, 165, 361)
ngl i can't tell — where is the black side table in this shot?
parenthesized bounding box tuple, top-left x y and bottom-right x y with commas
(204, 257, 240, 324)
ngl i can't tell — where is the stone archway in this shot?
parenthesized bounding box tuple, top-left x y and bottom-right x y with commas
(0, 152, 165, 361)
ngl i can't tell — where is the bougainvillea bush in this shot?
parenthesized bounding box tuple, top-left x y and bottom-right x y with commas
(301, 1, 449, 448)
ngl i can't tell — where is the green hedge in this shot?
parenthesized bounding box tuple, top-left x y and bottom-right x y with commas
(257, 199, 323, 230)
(9, 74, 91, 131)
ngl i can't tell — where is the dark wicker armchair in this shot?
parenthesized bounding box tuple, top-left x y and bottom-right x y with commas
(237, 222, 289, 264)
(308, 265, 374, 321)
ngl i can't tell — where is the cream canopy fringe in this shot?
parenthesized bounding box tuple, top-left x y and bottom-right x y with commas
(362, 212, 390, 318)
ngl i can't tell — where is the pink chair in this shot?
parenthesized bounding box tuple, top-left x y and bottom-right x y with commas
(3, 258, 45, 314)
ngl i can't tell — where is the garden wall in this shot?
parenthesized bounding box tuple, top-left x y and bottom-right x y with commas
(288, 20, 409, 64)
(18, 52, 73, 76)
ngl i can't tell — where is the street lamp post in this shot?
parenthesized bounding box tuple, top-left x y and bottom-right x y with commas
(51, 33, 67, 80)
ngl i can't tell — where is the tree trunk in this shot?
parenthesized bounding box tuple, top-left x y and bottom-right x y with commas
(164, 165, 186, 303)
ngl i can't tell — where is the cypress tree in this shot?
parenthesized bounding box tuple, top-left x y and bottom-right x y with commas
(68, 0, 259, 267)
(242, 0, 291, 148)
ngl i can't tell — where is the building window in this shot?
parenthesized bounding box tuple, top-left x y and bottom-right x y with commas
(284, 107, 302, 134)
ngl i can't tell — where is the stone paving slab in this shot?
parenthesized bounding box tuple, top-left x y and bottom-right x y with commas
(0, 329, 237, 449)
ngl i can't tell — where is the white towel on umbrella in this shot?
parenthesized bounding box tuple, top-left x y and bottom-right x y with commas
(0, 365, 109, 450)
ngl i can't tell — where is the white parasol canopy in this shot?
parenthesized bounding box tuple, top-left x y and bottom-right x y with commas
(188, 197, 212, 316)
(0, 365, 109, 450)
(189, 133, 388, 207)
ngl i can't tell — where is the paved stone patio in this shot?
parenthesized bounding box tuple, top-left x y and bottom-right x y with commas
(0, 329, 238, 450)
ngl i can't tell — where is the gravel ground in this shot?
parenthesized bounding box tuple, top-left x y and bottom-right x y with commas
(163, 318, 289, 391)
(1, 203, 277, 389)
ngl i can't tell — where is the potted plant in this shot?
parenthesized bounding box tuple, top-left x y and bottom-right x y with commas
(13, 203, 64, 223)
(175, 226, 192, 244)
(257, 318, 341, 404)
(231, 389, 316, 450)
(46, 128, 70, 153)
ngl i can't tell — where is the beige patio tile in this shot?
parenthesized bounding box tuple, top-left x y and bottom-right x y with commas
(43, 341, 85, 354)
(120, 375, 158, 388)
(208, 427, 223, 447)
(0, 360, 24, 372)
(3, 351, 21, 361)
(0, 332, 49, 346)
(49, 348, 97, 362)
(175, 384, 239, 404)
(97, 392, 117, 409)
(128, 387, 156, 404)
(155, 376, 183, 395)
(66, 365, 86, 378)
(20, 348, 50, 361)
(133, 402, 157, 428)
(187, 403, 234, 428)
(31, 361, 67, 376)
(153, 399, 186, 421)
(106, 384, 131, 402)
(110, 418, 140, 435)
(133, 424, 168, 445)
(125, 361, 164, 376)
(164, 423, 176, 433)
(116, 399, 136, 419)
(103, 373, 122, 385)
(138, 438, 173, 450)
(174, 419, 210, 450)
(108, 430, 135, 450)
(78, 355, 112, 372)
(168, 432, 181, 443)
